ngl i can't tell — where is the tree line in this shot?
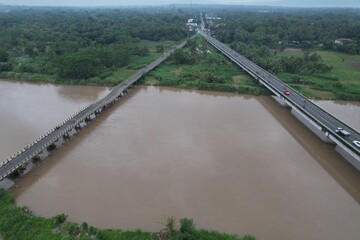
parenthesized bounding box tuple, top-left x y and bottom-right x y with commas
(207, 9, 360, 75)
(0, 7, 190, 80)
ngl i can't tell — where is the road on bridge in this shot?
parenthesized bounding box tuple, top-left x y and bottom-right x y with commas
(200, 31, 360, 157)
(0, 41, 187, 181)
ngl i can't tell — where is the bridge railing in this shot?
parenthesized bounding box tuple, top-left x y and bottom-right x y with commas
(0, 39, 189, 181)
(201, 31, 360, 155)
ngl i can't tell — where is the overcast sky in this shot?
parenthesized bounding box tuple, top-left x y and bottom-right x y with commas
(0, 0, 359, 8)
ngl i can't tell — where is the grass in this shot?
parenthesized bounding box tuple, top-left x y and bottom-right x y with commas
(0, 189, 255, 240)
(143, 36, 271, 96)
(0, 71, 57, 84)
(144, 39, 359, 100)
(317, 51, 360, 83)
(101, 68, 137, 85)
(0, 40, 178, 86)
(3, 39, 358, 101)
(276, 48, 304, 58)
(128, 40, 177, 70)
(128, 53, 160, 70)
(274, 48, 360, 100)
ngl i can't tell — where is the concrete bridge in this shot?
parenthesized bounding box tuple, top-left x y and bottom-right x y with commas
(0, 41, 187, 182)
(200, 30, 360, 171)
(1, 31, 359, 183)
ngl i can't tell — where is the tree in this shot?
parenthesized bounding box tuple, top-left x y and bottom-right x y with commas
(173, 49, 195, 64)
(0, 50, 9, 62)
(56, 52, 100, 79)
(133, 46, 150, 56)
(156, 45, 165, 53)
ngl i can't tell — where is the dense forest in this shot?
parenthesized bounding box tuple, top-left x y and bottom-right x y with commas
(0, 7, 190, 82)
(0, 6, 360, 100)
(207, 9, 360, 71)
(203, 8, 360, 100)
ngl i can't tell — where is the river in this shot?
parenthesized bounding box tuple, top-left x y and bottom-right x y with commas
(1, 80, 360, 240)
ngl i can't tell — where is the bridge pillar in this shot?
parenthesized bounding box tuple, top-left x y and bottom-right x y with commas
(75, 124, 82, 130)
(291, 108, 334, 144)
(63, 132, 70, 140)
(47, 143, 56, 152)
(335, 144, 360, 171)
(32, 155, 41, 163)
(271, 95, 289, 108)
(9, 169, 22, 179)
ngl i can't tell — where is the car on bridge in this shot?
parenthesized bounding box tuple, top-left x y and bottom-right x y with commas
(284, 91, 290, 95)
(335, 127, 351, 137)
(353, 140, 360, 148)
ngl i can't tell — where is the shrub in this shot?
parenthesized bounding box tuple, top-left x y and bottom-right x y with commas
(179, 218, 195, 234)
(165, 216, 176, 235)
(54, 213, 67, 225)
(241, 235, 257, 240)
(0, 62, 13, 71)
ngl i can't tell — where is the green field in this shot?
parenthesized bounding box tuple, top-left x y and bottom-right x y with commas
(0, 40, 177, 86)
(143, 37, 270, 95)
(275, 48, 360, 100)
(145, 40, 360, 101)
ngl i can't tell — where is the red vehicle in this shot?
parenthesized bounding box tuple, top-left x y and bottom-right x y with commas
(284, 91, 290, 95)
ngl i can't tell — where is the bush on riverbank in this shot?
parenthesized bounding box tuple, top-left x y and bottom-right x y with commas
(143, 37, 271, 96)
(0, 189, 255, 240)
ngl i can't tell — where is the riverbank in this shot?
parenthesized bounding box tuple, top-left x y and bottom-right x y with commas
(1, 37, 359, 101)
(145, 37, 360, 101)
(142, 36, 270, 96)
(274, 49, 360, 101)
(0, 189, 254, 240)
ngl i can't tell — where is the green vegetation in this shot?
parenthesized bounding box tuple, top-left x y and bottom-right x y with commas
(1, 7, 359, 101)
(207, 9, 360, 100)
(209, 9, 360, 55)
(0, 8, 189, 85)
(143, 36, 270, 95)
(272, 49, 360, 100)
(0, 189, 255, 240)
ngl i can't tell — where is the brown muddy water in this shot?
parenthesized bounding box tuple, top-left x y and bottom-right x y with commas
(1, 80, 360, 240)
(314, 99, 360, 132)
(0, 80, 111, 160)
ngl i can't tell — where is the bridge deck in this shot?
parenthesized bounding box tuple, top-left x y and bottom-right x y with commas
(0, 41, 187, 181)
(200, 31, 360, 160)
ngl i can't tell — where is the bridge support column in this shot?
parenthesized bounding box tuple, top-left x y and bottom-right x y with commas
(47, 143, 56, 152)
(63, 132, 70, 140)
(32, 155, 41, 163)
(9, 169, 22, 179)
(335, 144, 360, 171)
(271, 95, 289, 108)
(291, 108, 334, 143)
(95, 109, 100, 115)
